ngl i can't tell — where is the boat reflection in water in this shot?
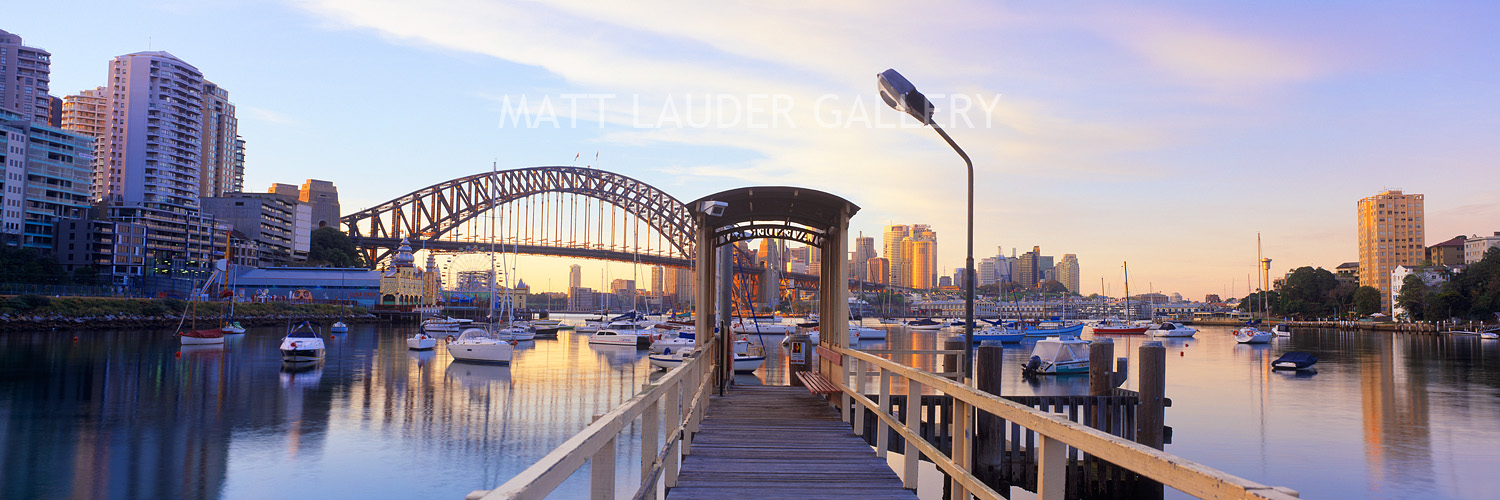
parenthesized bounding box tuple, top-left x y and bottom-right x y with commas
(446, 361, 513, 389)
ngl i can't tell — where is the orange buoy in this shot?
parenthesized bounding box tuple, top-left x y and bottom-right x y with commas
(175, 351, 181, 358)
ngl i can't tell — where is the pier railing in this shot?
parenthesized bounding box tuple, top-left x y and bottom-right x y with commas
(827, 344, 1301, 500)
(469, 335, 720, 500)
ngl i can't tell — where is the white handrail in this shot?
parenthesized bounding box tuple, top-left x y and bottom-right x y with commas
(830, 345, 1301, 500)
(472, 335, 720, 500)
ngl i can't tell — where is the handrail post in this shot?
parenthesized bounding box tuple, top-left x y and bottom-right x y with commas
(950, 398, 970, 500)
(841, 355, 853, 422)
(1037, 430, 1066, 500)
(904, 379, 922, 489)
(590, 414, 616, 500)
(854, 358, 867, 436)
(665, 378, 682, 487)
(641, 384, 659, 500)
(877, 368, 891, 458)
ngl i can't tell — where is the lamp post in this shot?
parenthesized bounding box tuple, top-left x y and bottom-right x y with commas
(878, 68, 976, 382)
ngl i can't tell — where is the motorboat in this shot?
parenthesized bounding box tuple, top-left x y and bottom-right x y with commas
(878, 317, 899, 325)
(1272, 351, 1318, 371)
(590, 328, 647, 347)
(651, 332, 696, 354)
(1021, 336, 1090, 375)
(1234, 326, 1274, 344)
(221, 321, 246, 334)
(329, 321, 348, 334)
(530, 318, 562, 328)
(493, 323, 535, 341)
(447, 327, 515, 364)
(1271, 324, 1291, 337)
(179, 328, 226, 345)
(970, 325, 1024, 343)
(1482, 331, 1499, 340)
(279, 321, 326, 362)
(731, 317, 795, 335)
(406, 331, 437, 350)
(905, 318, 947, 331)
(781, 324, 859, 346)
(1091, 318, 1148, 335)
(1148, 322, 1197, 338)
(422, 316, 471, 333)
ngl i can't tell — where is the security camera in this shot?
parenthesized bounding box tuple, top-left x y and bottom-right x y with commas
(699, 200, 727, 217)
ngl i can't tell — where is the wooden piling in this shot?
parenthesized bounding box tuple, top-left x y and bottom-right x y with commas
(975, 342, 1004, 478)
(942, 338, 966, 379)
(1137, 341, 1166, 449)
(1089, 338, 1115, 396)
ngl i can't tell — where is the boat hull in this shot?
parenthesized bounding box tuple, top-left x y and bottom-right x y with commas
(329, 322, 348, 333)
(448, 343, 513, 364)
(971, 332, 1024, 343)
(407, 335, 437, 350)
(280, 348, 325, 362)
(1021, 324, 1085, 337)
(1092, 326, 1149, 335)
(180, 329, 226, 345)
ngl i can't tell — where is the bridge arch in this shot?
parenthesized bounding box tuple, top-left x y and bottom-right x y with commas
(341, 166, 696, 265)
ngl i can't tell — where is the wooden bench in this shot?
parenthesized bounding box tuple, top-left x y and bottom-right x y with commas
(794, 371, 842, 395)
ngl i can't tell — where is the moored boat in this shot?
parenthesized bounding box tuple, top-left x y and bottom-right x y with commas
(1148, 322, 1197, 338)
(1234, 326, 1273, 344)
(279, 321, 326, 362)
(1272, 351, 1318, 370)
(329, 321, 348, 333)
(1022, 336, 1090, 375)
(905, 318, 947, 331)
(447, 327, 515, 364)
(1271, 324, 1291, 337)
(221, 321, 246, 334)
(1092, 318, 1148, 335)
(407, 331, 437, 350)
(179, 328, 226, 345)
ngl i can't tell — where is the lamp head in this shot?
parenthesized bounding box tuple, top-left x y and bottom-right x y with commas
(698, 200, 727, 217)
(877, 68, 934, 125)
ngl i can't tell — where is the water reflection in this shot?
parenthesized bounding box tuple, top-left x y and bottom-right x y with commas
(2, 320, 1498, 499)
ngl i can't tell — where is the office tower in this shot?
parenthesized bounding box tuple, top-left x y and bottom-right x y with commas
(1057, 254, 1081, 294)
(299, 179, 340, 229)
(0, 29, 53, 123)
(1, 109, 92, 248)
(567, 264, 583, 309)
(1357, 190, 1424, 313)
(199, 81, 241, 197)
(977, 257, 999, 286)
(905, 238, 936, 289)
(665, 266, 694, 306)
(200, 193, 299, 265)
(866, 257, 890, 285)
(1017, 246, 1041, 288)
(910, 224, 938, 287)
(883, 225, 909, 287)
(851, 235, 876, 280)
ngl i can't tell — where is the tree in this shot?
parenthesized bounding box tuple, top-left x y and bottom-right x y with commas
(307, 227, 368, 268)
(1039, 280, 1069, 294)
(976, 283, 999, 295)
(1394, 274, 1429, 321)
(1277, 267, 1340, 318)
(0, 247, 69, 285)
(1353, 286, 1381, 317)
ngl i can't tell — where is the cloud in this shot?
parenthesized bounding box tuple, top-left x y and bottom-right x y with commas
(240, 105, 299, 125)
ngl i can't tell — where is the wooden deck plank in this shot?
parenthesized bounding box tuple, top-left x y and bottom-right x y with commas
(669, 385, 916, 499)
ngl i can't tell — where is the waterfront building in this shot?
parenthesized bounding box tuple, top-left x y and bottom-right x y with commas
(1, 108, 93, 249)
(883, 225, 909, 288)
(1357, 190, 1425, 313)
(1426, 236, 1466, 266)
(200, 192, 300, 266)
(378, 238, 441, 307)
(851, 235, 876, 280)
(1464, 232, 1500, 264)
(232, 266, 381, 306)
(53, 212, 148, 287)
(199, 81, 242, 197)
(1057, 254, 1080, 294)
(1390, 265, 1454, 320)
(866, 257, 890, 285)
(298, 179, 340, 229)
(0, 29, 53, 124)
(1335, 262, 1360, 286)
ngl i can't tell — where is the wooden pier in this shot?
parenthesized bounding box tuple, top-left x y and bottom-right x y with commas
(669, 385, 916, 499)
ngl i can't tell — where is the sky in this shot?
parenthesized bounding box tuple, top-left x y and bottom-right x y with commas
(12, 0, 1500, 299)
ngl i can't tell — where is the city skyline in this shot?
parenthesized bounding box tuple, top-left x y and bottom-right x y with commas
(10, 2, 1500, 298)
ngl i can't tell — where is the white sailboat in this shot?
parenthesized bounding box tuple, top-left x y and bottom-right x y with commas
(445, 163, 517, 363)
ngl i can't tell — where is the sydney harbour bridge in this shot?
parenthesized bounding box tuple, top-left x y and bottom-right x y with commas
(340, 166, 884, 303)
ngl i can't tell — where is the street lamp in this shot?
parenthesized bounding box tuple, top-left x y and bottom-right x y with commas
(878, 68, 976, 382)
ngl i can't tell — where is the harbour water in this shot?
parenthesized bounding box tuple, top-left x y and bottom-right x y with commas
(2, 318, 1498, 499)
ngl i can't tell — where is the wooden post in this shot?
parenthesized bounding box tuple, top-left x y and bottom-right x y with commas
(974, 342, 1003, 477)
(1138, 341, 1166, 449)
(590, 414, 616, 500)
(950, 399, 971, 500)
(877, 368, 891, 458)
(1037, 432, 1066, 500)
(904, 379, 922, 489)
(641, 385, 659, 500)
(664, 379, 681, 488)
(1089, 337, 1115, 396)
(854, 358, 867, 436)
(842, 356, 853, 422)
(943, 338, 966, 379)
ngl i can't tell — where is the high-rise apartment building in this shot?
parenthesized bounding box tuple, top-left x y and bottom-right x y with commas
(911, 224, 938, 287)
(1, 109, 93, 249)
(850, 235, 876, 280)
(0, 29, 53, 124)
(866, 257, 890, 285)
(883, 225, 909, 288)
(1017, 246, 1041, 288)
(1357, 190, 1424, 313)
(199, 81, 242, 197)
(1057, 254, 1080, 294)
(905, 238, 936, 289)
(1465, 232, 1500, 264)
(568, 264, 582, 289)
